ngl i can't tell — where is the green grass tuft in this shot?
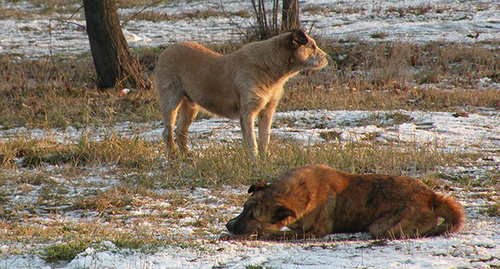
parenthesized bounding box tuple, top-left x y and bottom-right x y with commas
(42, 240, 90, 263)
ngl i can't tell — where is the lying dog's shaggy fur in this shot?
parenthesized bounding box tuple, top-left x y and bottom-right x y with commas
(155, 29, 328, 160)
(226, 165, 465, 239)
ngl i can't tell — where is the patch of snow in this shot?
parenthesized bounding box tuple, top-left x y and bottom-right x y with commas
(3, 219, 499, 268)
(2, 109, 500, 154)
(1, 0, 499, 57)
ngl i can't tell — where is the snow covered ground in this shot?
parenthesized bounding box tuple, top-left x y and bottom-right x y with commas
(3, 109, 500, 155)
(21, 225, 500, 268)
(0, 0, 499, 268)
(1, 0, 499, 57)
(1, 109, 499, 269)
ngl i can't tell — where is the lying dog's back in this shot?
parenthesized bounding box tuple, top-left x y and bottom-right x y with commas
(328, 171, 464, 237)
(226, 164, 465, 239)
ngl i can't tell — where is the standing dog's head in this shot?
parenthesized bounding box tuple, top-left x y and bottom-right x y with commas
(285, 29, 328, 71)
(225, 181, 298, 238)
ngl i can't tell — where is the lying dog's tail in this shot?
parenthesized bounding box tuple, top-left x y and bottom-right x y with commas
(425, 194, 465, 236)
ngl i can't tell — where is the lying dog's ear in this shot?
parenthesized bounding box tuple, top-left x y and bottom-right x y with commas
(271, 206, 296, 224)
(289, 29, 309, 49)
(248, 181, 269, 193)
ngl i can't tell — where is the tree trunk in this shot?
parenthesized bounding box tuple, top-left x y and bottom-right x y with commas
(282, 0, 300, 31)
(83, 0, 146, 90)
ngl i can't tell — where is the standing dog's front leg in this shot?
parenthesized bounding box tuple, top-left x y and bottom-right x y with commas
(257, 101, 277, 157)
(240, 111, 258, 162)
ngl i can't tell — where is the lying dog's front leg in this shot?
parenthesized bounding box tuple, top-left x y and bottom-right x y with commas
(240, 111, 258, 161)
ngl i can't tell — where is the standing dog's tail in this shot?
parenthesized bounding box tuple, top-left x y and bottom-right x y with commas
(425, 194, 465, 236)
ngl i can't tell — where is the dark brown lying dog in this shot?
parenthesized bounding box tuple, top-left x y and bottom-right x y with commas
(225, 165, 465, 240)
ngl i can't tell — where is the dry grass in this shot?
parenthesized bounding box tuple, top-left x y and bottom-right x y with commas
(0, 133, 494, 262)
(387, 4, 434, 17)
(280, 40, 500, 112)
(0, 136, 488, 259)
(0, 133, 160, 170)
(0, 55, 159, 129)
(2, 41, 500, 129)
(1, 135, 465, 187)
(131, 8, 251, 22)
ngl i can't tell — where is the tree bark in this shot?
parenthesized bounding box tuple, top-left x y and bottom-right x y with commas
(83, 0, 146, 89)
(282, 0, 300, 31)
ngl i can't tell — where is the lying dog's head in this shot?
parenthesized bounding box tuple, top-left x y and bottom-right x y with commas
(226, 181, 298, 237)
(286, 29, 328, 71)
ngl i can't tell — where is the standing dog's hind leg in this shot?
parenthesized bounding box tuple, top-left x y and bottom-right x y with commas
(157, 83, 184, 157)
(175, 97, 199, 154)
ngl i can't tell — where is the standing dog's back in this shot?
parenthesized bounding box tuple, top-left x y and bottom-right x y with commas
(156, 43, 241, 119)
(155, 29, 328, 160)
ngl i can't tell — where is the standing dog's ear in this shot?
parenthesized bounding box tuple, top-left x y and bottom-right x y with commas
(248, 181, 270, 193)
(289, 29, 309, 49)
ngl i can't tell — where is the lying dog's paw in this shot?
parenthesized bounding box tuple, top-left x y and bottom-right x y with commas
(219, 232, 259, 240)
(219, 232, 234, 241)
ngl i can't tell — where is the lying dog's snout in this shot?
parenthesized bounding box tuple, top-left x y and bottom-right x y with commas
(226, 216, 250, 235)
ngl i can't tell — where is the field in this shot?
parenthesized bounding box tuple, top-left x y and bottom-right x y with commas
(0, 0, 499, 268)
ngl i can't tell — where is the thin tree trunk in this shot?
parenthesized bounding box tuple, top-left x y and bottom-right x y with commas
(282, 0, 300, 31)
(83, 0, 146, 89)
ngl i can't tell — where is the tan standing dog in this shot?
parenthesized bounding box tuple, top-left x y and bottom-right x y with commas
(155, 29, 328, 160)
(225, 165, 465, 240)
